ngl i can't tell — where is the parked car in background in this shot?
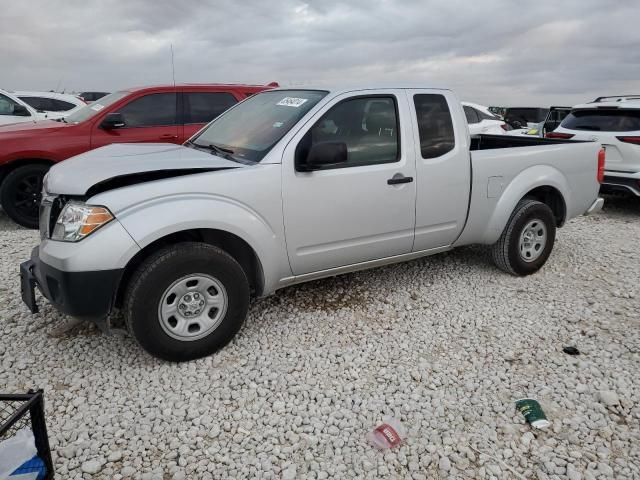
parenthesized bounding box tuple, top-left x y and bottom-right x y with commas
(0, 89, 44, 125)
(504, 107, 549, 129)
(547, 95, 640, 196)
(78, 91, 110, 103)
(508, 106, 571, 137)
(14, 91, 86, 119)
(462, 102, 507, 135)
(21, 86, 603, 361)
(0, 82, 276, 228)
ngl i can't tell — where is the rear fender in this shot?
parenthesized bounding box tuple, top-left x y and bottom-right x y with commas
(480, 165, 571, 244)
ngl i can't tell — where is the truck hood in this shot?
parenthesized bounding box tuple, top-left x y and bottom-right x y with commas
(46, 143, 241, 196)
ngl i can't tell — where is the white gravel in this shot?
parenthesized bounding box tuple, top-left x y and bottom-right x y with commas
(1, 197, 639, 479)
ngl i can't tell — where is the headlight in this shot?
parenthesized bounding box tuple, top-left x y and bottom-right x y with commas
(51, 202, 114, 242)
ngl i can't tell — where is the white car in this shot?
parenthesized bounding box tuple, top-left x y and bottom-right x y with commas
(462, 102, 507, 135)
(0, 89, 43, 126)
(549, 95, 640, 196)
(14, 91, 86, 119)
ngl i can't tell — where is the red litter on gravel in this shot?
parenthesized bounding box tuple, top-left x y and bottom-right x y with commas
(367, 418, 406, 449)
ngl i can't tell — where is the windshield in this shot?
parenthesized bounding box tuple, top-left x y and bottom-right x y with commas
(189, 90, 328, 162)
(65, 91, 128, 124)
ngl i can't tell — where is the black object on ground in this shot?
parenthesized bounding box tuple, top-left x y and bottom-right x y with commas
(563, 346, 580, 355)
(0, 390, 53, 479)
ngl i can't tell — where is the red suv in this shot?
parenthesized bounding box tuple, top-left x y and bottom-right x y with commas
(0, 83, 276, 228)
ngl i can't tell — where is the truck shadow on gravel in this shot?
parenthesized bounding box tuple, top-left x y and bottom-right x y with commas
(601, 194, 640, 218)
(255, 245, 492, 314)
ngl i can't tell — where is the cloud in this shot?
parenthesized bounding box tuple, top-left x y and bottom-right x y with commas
(1, 0, 638, 106)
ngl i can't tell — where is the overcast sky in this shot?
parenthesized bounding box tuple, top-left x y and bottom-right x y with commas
(2, 0, 639, 106)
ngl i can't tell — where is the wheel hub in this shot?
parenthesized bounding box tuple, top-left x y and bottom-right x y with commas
(519, 219, 547, 262)
(178, 292, 206, 317)
(158, 274, 228, 341)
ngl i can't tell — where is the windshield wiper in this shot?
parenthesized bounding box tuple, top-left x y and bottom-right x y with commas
(185, 141, 242, 162)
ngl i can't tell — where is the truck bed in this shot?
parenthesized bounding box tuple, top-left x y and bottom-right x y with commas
(470, 134, 581, 150)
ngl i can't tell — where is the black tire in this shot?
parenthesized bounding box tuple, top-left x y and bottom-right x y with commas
(0, 163, 50, 229)
(491, 199, 556, 276)
(124, 242, 250, 362)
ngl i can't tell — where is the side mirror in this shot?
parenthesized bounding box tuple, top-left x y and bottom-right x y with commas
(13, 104, 31, 117)
(100, 112, 126, 129)
(303, 142, 348, 171)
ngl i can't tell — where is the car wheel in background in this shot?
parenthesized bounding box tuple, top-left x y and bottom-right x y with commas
(0, 164, 50, 229)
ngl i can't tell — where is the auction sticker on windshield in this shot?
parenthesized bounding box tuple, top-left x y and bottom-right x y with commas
(277, 97, 308, 108)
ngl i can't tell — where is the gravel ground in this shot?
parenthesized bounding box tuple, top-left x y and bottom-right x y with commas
(1, 197, 639, 479)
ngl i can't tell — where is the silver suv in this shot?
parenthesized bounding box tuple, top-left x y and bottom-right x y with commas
(549, 95, 640, 196)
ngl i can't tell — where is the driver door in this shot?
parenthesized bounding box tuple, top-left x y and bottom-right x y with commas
(282, 91, 417, 275)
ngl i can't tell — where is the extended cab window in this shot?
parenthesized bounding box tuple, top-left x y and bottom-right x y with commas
(413, 94, 455, 159)
(296, 96, 399, 170)
(561, 109, 640, 132)
(184, 92, 238, 124)
(118, 93, 177, 128)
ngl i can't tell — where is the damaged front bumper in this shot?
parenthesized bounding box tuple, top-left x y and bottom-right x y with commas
(20, 246, 123, 321)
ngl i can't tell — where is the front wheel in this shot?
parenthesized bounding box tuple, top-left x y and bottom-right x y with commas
(124, 242, 250, 362)
(1, 164, 50, 229)
(492, 199, 556, 276)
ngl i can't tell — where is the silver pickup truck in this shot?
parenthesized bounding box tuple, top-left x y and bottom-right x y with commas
(20, 87, 604, 361)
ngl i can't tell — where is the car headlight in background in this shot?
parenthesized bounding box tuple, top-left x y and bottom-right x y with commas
(51, 202, 113, 242)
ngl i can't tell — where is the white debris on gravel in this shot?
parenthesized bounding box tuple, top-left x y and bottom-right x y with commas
(1, 197, 639, 479)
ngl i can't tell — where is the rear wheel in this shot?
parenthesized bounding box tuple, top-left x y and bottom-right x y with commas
(1, 164, 50, 229)
(124, 242, 250, 362)
(492, 199, 556, 276)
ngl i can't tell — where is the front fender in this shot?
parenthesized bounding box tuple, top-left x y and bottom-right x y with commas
(480, 164, 571, 244)
(114, 193, 291, 294)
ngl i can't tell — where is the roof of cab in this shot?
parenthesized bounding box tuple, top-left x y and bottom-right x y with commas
(269, 85, 453, 96)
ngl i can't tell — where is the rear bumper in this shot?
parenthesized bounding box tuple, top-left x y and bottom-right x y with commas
(584, 197, 604, 215)
(602, 173, 640, 196)
(20, 246, 123, 320)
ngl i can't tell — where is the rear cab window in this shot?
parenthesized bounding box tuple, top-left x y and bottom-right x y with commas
(561, 109, 640, 132)
(413, 94, 455, 159)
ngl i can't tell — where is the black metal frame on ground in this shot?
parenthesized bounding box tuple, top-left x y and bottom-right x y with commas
(0, 390, 54, 479)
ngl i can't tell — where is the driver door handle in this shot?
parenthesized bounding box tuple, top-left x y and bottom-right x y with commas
(160, 134, 178, 139)
(387, 174, 414, 185)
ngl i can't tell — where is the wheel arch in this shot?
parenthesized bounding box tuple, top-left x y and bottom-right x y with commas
(480, 165, 571, 244)
(114, 228, 265, 309)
